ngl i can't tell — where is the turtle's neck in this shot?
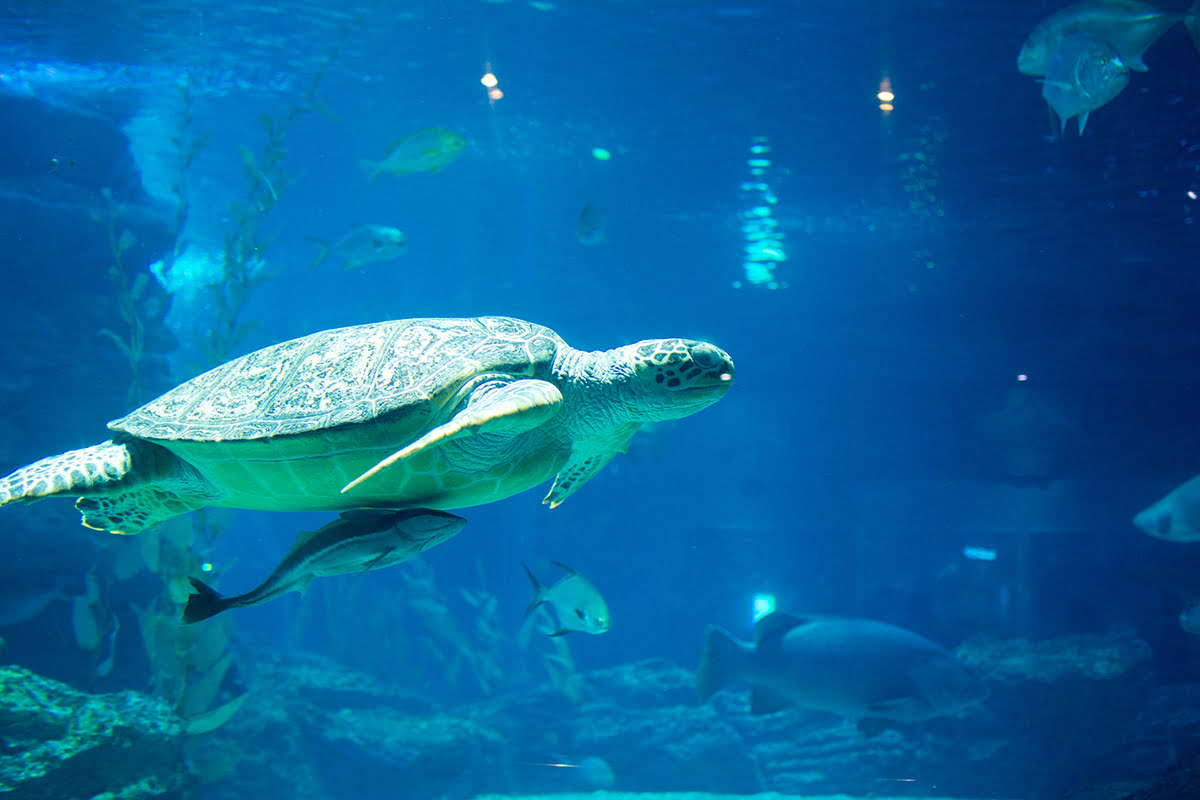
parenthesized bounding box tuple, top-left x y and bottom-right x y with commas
(551, 344, 640, 429)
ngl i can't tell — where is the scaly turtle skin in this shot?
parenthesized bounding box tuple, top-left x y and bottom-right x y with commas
(0, 316, 734, 534)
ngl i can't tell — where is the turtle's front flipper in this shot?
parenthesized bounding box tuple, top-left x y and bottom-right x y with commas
(343, 378, 563, 493)
(543, 423, 640, 508)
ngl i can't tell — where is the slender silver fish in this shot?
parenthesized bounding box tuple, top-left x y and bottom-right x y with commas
(183, 508, 466, 623)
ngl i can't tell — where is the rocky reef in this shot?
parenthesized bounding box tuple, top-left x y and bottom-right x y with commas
(0, 664, 183, 799)
(4, 631, 1199, 799)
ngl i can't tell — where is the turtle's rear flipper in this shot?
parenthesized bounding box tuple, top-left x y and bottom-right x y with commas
(1, 439, 221, 534)
(0, 440, 134, 506)
(76, 485, 208, 535)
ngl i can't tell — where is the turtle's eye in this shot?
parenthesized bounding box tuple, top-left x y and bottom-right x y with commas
(690, 344, 722, 370)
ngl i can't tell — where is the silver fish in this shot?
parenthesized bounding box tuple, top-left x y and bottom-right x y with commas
(522, 561, 610, 636)
(308, 224, 407, 270)
(1018, 0, 1191, 76)
(1042, 33, 1130, 134)
(359, 127, 468, 181)
(696, 612, 986, 730)
(183, 509, 466, 623)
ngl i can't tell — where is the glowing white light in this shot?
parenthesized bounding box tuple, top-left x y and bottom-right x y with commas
(201, 562, 213, 572)
(963, 546, 997, 561)
(1017, 374, 1028, 381)
(752, 593, 776, 622)
(1189, 190, 1197, 200)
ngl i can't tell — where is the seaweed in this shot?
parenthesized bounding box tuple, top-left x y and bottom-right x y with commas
(93, 189, 175, 409)
(197, 8, 371, 368)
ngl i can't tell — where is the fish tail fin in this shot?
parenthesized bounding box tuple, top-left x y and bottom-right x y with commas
(521, 562, 544, 617)
(1077, 110, 1090, 135)
(1186, 5, 1200, 59)
(182, 577, 229, 624)
(305, 237, 330, 270)
(359, 158, 380, 182)
(696, 625, 747, 700)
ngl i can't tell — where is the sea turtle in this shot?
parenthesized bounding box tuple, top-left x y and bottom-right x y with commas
(0, 316, 734, 534)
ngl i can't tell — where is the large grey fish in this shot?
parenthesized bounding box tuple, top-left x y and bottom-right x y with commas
(307, 224, 407, 271)
(1018, 0, 1197, 77)
(696, 612, 986, 731)
(183, 508, 466, 623)
(1041, 33, 1131, 134)
(522, 561, 610, 636)
(1134, 473, 1200, 541)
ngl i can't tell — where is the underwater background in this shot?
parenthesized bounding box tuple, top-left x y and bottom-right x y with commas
(3, 0, 1200, 798)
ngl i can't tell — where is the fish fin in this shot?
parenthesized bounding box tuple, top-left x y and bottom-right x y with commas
(1187, 7, 1200, 58)
(342, 260, 363, 271)
(338, 509, 398, 524)
(298, 575, 314, 596)
(359, 158, 380, 182)
(1126, 54, 1150, 72)
(548, 628, 572, 637)
(522, 562, 545, 617)
(753, 611, 813, 646)
(1044, 102, 1060, 138)
(358, 547, 396, 574)
(182, 578, 229, 624)
(550, 560, 578, 576)
(283, 526, 324, 558)
(750, 685, 794, 715)
(305, 237, 330, 270)
(856, 717, 895, 738)
(696, 625, 748, 700)
(385, 133, 417, 152)
(1077, 110, 1090, 135)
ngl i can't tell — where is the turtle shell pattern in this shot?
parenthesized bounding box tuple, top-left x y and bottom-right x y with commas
(111, 316, 563, 442)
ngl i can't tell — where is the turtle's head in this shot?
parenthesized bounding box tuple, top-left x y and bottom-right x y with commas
(623, 338, 735, 420)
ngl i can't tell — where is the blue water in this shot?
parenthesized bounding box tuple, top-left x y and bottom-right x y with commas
(3, 1, 1200, 798)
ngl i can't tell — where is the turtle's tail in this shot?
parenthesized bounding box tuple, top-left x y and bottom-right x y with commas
(0, 440, 135, 507)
